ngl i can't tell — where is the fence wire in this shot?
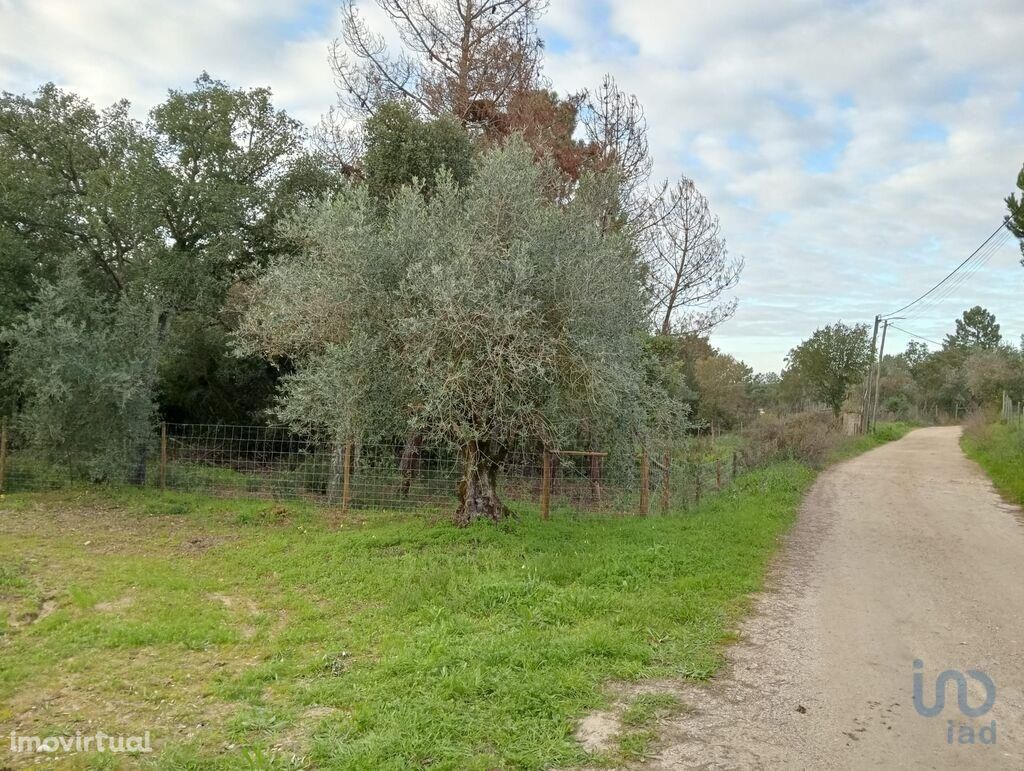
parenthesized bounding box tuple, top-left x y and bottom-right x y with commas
(1001, 392, 1024, 427)
(0, 421, 745, 516)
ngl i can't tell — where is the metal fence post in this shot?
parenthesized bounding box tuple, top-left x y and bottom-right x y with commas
(716, 458, 722, 491)
(0, 417, 7, 494)
(342, 442, 353, 514)
(160, 422, 168, 491)
(639, 447, 650, 516)
(541, 448, 551, 520)
(732, 450, 738, 480)
(660, 449, 671, 513)
(694, 460, 702, 505)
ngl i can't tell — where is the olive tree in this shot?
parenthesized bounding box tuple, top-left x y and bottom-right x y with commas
(2, 271, 162, 481)
(238, 139, 651, 524)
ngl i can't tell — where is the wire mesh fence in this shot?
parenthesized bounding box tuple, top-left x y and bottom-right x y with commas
(0, 420, 746, 516)
(1001, 392, 1024, 427)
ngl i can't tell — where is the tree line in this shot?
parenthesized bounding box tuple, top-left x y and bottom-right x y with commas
(0, 0, 744, 521)
(766, 306, 1024, 424)
(3, 0, 1023, 521)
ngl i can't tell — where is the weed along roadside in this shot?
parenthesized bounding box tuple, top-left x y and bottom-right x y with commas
(0, 423, 913, 768)
(570, 420, 918, 763)
(961, 417, 1024, 506)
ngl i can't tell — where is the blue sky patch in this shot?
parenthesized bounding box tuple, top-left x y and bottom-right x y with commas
(279, 1, 337, 40)
(774, 95, 813, 120)
(834, 92, 856, 111)
(544, 32, 573, 55)
(803, 126, 852, 173)
(726, 132, 758, 153)
(584, 0, 639, 57)
(909, 120, 948, 143)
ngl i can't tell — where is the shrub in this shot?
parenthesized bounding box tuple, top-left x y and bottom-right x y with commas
(741, 412, 839, 468)
(961, 409, 994, 445)
(3, 272, 160, 483)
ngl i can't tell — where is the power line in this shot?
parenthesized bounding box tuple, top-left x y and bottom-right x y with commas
(900, 228, 1012, 322)
(887, 324, 943, 347)
(882, 220, 1012, 319)
(862, 220, 1016, 432)
(886, 222, 1010, 320)
(887, 223, 1011, 321)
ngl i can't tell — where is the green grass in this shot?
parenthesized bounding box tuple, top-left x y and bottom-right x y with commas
(616, 728, 659, 761)
(620, 693, 684, 727)
(0, 422, 913, 769)
(0, 465, 810, 769)
(827, 420, 917, 463)
(961, 421, 1024, 505)
(609, 692, 687, 761)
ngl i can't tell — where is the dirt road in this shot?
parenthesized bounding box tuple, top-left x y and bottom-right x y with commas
(649, 426, 1024, 769)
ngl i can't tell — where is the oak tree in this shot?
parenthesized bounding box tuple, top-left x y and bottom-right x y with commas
(785, 322, 871, 417)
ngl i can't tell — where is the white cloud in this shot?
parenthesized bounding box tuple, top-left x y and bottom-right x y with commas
(1, 0, 1022, 371)
(542, 0, 1024, 370)
(0, 0, 337, 125)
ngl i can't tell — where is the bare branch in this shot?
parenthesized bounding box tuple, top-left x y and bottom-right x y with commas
(582, 74, 652, 211)
(645, 178, 743, 335)
(330, 0, 546, 121)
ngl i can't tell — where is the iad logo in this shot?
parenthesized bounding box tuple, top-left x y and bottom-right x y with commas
(912, 659, 997, 745)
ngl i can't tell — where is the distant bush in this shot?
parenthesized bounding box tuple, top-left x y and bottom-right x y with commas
(961, 409, 994, 445)
(741, 412, 839, 468)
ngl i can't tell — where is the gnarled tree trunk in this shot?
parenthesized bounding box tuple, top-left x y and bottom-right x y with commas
(455, 440, 509, 526)
(398, 433, 423, 498)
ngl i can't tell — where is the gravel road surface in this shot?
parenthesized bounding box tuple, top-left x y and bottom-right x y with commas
(649, 426, 1024, 769)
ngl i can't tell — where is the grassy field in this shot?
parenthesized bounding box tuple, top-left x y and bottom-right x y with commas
(961, 420, 1024, 504)
(0, 424, 914, 769)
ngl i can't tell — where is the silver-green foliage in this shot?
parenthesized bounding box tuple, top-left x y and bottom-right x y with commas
(3, 271, 160, 481)
(238, 139, 652, 452)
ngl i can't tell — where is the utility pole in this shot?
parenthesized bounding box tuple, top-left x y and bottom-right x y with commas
(861, 315, 880, 434)
(870, 319, 890, 432)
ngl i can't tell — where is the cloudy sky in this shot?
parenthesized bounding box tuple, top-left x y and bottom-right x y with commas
(2, 0, 1023, 371)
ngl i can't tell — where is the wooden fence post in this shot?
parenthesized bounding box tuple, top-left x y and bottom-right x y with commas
(660, 450, 671, 513)
(0, 417, 7, 494)
(694, 461, 702, 505)
(716, 458, 722, 491)
(732, 450, 738, 480)
(160, 422, 168, 491)
(541, 448, 551, 520)
(342, 442, 353, 514)
(639, 447, 650, 516)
